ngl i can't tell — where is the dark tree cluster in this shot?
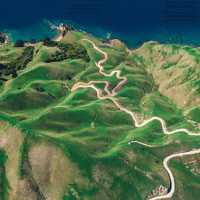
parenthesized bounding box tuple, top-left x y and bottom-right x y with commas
(14, 39, 38, 48)
(0, 47, 34, 81)
(0, 64, 6, 70)
(42, 38, 57, 47)
(11, 46, 34, 70)
(46, 42, 90, 63)
(0, 32, 7, 44)
(14, 40, 25, 47)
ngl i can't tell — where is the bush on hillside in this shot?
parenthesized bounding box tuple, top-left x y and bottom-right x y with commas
(0, 47, 34, 81)
(43, 38, 57, 47)
(46, 43, 90, 63)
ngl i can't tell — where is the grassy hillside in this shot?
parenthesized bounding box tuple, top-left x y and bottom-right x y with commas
(0, 31, 199, 200)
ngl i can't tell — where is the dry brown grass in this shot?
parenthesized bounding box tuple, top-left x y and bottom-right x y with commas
(0, 121, 27, 200)
(134, 43, 200, 109)
(29, 142, 83, 200)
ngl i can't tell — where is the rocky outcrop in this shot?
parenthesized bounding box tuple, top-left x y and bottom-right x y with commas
(0, 32, 9, 44)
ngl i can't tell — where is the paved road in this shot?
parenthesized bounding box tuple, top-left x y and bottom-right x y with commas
(150, 148, 200, 200)
(71, 39, 200, 199)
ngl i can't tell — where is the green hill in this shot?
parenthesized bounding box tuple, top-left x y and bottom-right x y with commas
(0, 31, 199, 200)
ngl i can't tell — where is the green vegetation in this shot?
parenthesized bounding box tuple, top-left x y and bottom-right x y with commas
(0, 30, 199, 200)
(0, 151, 8, 200)
(0, 46, 34, 80)
(45, 42, 90, 63)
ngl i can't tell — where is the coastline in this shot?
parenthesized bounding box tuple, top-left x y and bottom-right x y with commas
(1, 19, 200, 48)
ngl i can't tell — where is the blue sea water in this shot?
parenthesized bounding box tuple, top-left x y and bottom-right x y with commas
(1, 0, 200, 47)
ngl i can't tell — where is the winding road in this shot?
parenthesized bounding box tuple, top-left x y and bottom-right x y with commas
(71, 39, 200, 199)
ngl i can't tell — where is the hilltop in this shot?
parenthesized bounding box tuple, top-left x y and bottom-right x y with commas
(0, 30, 199, 200)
